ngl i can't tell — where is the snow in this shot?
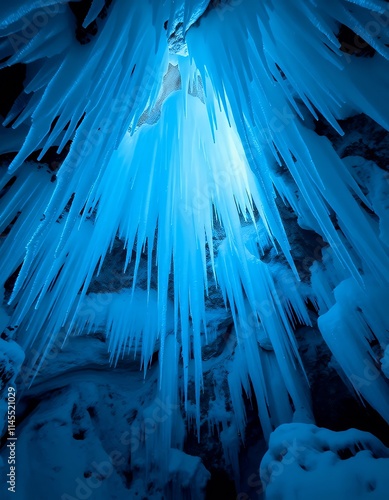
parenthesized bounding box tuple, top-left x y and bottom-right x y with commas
(0, 352, 208, 499)
(167, 448, 210, 498)
(260, 423, 389, 500)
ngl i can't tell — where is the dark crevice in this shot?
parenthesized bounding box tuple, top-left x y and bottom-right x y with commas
(69, 0, 113, 45)
(0, 63, 26, 118)
(337, 24, 376, 58)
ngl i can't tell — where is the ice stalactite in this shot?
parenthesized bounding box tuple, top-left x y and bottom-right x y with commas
(1, 67, 291, 442)
(318, 278, 389, 423)
(0, 0, 389, 482)
(184, 0, 389, 436)
(217, 229, 313, 440)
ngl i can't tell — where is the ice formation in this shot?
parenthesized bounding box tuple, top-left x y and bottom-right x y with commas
(0, 0, 389, 496)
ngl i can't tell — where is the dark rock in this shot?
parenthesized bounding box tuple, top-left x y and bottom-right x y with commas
(0, 63, 26, 119)
(295, 325, 389, 447)
(337, 24, 376, 58)
(69, 0, 113, 45)
(315, 113, 389, 171)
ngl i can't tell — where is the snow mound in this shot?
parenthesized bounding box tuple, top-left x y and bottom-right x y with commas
(260, 423, 389, 500)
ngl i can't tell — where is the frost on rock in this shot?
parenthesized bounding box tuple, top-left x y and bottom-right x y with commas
(260, 423, 389, 500)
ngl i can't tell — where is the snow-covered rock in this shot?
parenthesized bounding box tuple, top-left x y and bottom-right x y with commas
(260, 423, 389, 500)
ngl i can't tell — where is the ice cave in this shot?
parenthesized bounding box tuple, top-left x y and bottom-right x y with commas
(0, 0, 389, 498)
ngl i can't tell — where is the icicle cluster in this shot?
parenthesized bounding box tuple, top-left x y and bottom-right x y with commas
(1, 0, 389, 478)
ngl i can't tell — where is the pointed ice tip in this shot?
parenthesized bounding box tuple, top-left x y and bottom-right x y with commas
(8, 159, 20, 174)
